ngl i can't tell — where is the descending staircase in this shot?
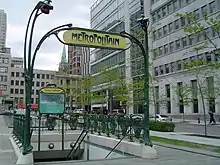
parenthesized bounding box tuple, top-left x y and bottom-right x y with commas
(66, 129, 89, 160)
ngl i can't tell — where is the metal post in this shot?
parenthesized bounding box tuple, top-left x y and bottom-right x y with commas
(141, 19, 151, 146)
(23, 0, 53, 155)
(120, 15, 152, 146)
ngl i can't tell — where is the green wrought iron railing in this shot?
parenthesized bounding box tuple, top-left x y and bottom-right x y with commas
(12, 114, 26, 146)
(12, 113, 146, 147)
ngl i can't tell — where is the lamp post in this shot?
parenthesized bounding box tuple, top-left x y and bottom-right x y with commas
(23, 0, 53, 154)
(120, 15, 152, 146)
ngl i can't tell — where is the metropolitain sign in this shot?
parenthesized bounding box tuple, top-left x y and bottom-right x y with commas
(63, 27, 126, 50)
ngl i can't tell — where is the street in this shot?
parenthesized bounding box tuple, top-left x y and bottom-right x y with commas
(174, 122, 220, 137)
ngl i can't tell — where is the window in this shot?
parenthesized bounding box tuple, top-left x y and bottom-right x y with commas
(174, 19, 180, 30)
(201, 5, 208, 15)
(159, 47, 163, 55)
(167, 3, 172, 14)
(157, 10, 161, 20)
(36, 82, 40, 87)
(163, 25, 168, 35)
(170, 42, 174, 52)
(46, 74, 50, 79)
(152, 13, 156, 22)
(20, 89, 24, 94)
(164, 64, 169, 74)
(158, 28, 162, 37)
(168, 23, 173, 32)
(206, 52, 212, 62)
(21, 81, 24, 86)
(189, 35, 194, 45)
(173, 0, 178, 11)
(175, 39, 181, 50)
(11, 72, 14, 77)
(160, 65, 164, 75)
(0, 67, 7, 73)
(15, 89, 19, 94)
(165, 84, 171, 98)
(41, 82, 45, 87)
(180, 17, 186, 27)
(182, 37, 187, 47)
(16, 72, 19, 77)
(11, 80, 14, 85)
(183, 58, 189, 69)
(42, 74, 45, 79)
(194, 9, 200, 19)
(10, 89, 14, 94)
(164, 44, 168, 54)
(177, 60, 182, 70)
(162, 7, 166, 17)
(171, 62, 176, 72)
(154, 67, 159, 76)
(153, 31, 157, 40)
(37, 74, 40, 78)
(16, 80, 19, 85)
(209, 1, 216, 14)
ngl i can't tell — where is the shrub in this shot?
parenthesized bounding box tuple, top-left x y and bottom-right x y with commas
(149, 120, 175, 132)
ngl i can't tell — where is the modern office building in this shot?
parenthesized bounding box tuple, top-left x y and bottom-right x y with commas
(0, 9, 7, 51)
(67, 46, 82, 75)
(90, 0, 144, 113)
(147, 0, 220, 119)
(90, 0, 220, 118)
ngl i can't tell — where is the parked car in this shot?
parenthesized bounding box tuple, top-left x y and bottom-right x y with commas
(150, 114, 171, 122)
(111, 109, 125, 116)
(155, 114, 171, 122)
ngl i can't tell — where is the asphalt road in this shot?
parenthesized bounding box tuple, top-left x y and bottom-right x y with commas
(174, 123, 220, 137)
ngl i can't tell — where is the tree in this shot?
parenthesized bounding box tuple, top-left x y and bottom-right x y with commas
(175, 11, 220, 135)
(173, 83, 192, 122)
(77, 76, 94, 112)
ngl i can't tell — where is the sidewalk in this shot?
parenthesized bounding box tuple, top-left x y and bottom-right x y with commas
(150, 131, 220, 147)
(172, 118, 220, 126)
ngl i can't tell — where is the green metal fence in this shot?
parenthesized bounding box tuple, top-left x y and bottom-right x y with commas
(12, 113, 145, 146)
(12, 114, 26, 146)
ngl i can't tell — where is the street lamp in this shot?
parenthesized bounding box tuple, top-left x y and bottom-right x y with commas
(23, 0, 53, 155)
(120, 14, 152, 146)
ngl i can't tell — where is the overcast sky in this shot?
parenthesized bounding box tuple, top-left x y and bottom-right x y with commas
(1, 0, 95, 70)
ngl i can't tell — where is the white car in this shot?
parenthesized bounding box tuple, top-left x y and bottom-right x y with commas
(151, 114, 171, 122)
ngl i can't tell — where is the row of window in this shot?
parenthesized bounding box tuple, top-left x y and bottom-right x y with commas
(13, 97, 38, 105)
(155, 77, 215, 114)
(154, 26, 218, 57)
(0, 75, 7, 82)
(0, 66, 7, 73)
(10, 88, 40, 95)
(91, 51, 125, 74)
(152, 0, 196, 23)
(154, 51, 218, 76)
(152, 2, 218, 41)
(11, 80, 49, 87)
(0, 57, 9, 64)
(11, 72, 54, 79)
(0, 84, 7, 91)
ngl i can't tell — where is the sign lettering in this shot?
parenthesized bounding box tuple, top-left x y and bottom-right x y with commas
(63, 28, 126, 50)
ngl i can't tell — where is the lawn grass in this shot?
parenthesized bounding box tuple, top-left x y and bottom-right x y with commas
(151, 136, 220, 153)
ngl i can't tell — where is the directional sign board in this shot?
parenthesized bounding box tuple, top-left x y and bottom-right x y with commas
(63, 27, 126, 50)
(39, 87, 65, 114)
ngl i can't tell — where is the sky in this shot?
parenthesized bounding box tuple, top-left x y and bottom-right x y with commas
(1, 0, 95, 70)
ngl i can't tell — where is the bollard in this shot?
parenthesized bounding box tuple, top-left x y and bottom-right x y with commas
(198, 117, 200, 123)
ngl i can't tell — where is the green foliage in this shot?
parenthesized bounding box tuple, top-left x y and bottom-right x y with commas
(174, 83, 192, 106)
(149, 120, 175, 132)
